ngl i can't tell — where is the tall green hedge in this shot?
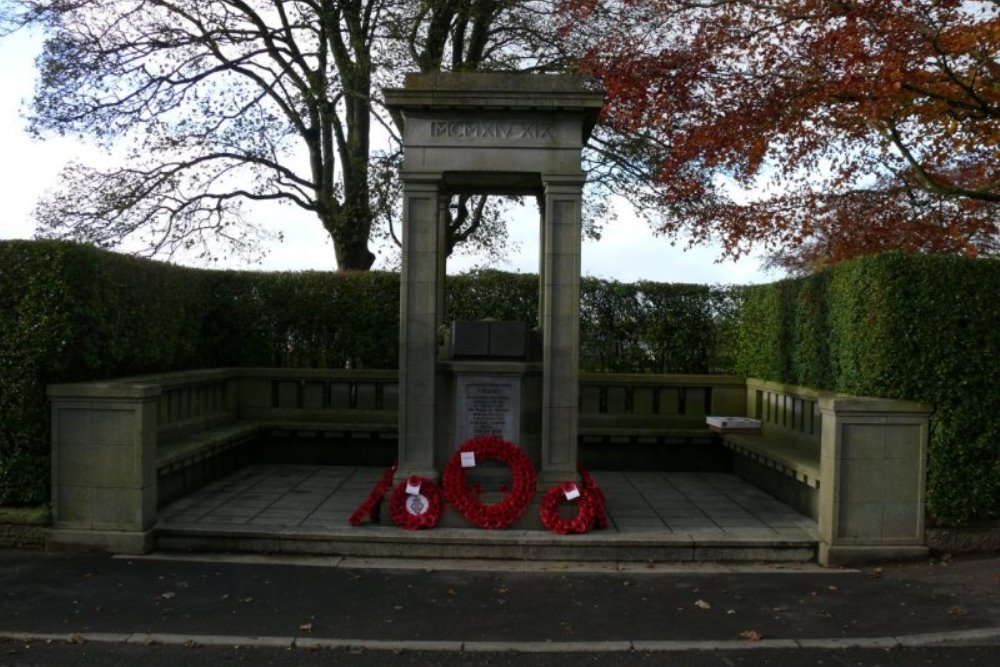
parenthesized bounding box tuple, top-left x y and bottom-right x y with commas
(580, 280, 741, 373)
(0, 242, 214, 505)
(5, 242, 996, 523)
(735, 253, 1000, 524)
(0, 240, 737, 506)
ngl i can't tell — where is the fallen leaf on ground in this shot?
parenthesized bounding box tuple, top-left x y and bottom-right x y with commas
(739, 630, 763, 642)
(694, 599, 711, 610)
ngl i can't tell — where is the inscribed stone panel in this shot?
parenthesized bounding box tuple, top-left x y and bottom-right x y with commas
(456, 376, 520, 445)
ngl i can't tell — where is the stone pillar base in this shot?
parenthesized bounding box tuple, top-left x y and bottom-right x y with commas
(47, 528, 155, 555)
(818, 543, 929, 567)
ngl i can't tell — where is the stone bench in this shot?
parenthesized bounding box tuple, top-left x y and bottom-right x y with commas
(716, 383, 824, 520)
(724, 379, 933, 566)
(577, 373, 747, 470)
(48, 368, 398, 553)
(578, 373, 746, 441)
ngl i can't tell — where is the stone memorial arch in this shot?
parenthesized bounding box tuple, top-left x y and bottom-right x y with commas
(385, 73, 603, 487)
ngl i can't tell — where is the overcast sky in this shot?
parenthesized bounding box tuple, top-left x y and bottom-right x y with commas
(0, 28, 779, 286)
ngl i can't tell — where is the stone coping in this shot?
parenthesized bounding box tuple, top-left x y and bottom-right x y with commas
(749, 377, 933, 414)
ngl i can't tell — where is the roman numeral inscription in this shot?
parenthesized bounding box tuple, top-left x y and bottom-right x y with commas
(430, 121, 555, 140)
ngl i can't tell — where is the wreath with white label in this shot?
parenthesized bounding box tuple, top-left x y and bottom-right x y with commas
(443, 436, 537, 529)
(348, 461, 397, 526)
(539, 482, 598, 535)
(388, 475, 444, 530)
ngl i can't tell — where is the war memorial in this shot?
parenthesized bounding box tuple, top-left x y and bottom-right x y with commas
(43, 74, 935, 567)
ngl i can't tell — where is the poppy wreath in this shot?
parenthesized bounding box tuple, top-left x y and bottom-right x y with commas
(577, 464, 608, 530)
(443, 435, 537, 529)
(539, 482, 598, 535)
(348, 461, 398, 526)
(388, 475, 444, 530)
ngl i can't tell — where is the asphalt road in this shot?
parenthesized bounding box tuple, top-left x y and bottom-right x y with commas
(0, 641, 997, 667)
(0, 549, 997, 665)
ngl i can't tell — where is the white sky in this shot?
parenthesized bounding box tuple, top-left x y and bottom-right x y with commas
(0, 28, 778, 286)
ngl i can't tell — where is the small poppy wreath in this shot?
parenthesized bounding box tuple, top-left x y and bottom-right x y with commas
(348, 461, 398, 526)
(389, 475, 444, 530)
(443, 435, 537, 529)
(539, 482, 598, 535)
(577, 464, 608, 530)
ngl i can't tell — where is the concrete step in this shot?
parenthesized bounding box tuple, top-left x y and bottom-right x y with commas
(154, 524, 817, 563)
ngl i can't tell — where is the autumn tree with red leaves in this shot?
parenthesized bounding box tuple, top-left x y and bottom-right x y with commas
(561, 0, 1000, 271)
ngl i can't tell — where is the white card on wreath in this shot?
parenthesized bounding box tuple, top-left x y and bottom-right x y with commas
(461, 452, 476, 468)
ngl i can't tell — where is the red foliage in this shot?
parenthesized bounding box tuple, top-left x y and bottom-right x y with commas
(561, 0, 1000, 267)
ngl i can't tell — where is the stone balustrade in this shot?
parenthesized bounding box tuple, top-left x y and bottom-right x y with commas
(48, 370, 933, 564)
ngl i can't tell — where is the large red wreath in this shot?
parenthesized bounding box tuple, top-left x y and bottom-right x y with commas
(389, 475, 444, 530)
(539, 482, 598, 534)
(348, 461, 397, 526)
(577, 464, 608, 530)
(443, 436, 537, 529)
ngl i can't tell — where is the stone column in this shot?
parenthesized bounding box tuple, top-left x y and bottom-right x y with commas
(539, 173, 586, 480)
(536, 193, 546, 331)
(436, 193, 450, 328)
(398, 172, 443, 479)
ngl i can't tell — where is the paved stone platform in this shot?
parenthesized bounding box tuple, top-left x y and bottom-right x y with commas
(156, 465, 819, 562)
